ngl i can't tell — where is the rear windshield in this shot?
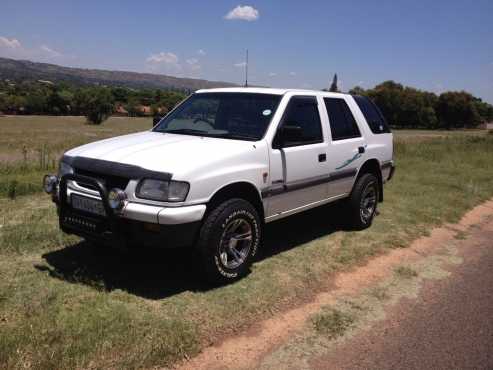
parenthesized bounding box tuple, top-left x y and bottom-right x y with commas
(353, 95, 391, 134)
(153, 92, 282, 141)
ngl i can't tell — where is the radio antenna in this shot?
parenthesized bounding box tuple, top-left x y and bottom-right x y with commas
(244, 49, 249, 87)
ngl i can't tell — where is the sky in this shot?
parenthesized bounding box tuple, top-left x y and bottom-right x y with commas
(1, 0, 492, 103)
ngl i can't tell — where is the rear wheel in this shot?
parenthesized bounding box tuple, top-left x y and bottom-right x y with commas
(347, 173, 379, 230)
(196, 198, 261, 284)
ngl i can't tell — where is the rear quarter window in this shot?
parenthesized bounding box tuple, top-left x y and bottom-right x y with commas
(353, 95, 391, 134)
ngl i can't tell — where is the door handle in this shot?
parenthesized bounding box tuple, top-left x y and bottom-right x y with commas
(358, 146, 365, 154)
(318, 153, 326, 162)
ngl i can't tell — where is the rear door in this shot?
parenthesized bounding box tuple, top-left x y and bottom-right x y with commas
(322, 97, 367, 198)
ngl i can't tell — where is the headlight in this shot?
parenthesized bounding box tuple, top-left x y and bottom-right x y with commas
(58, 161, 74, 177)
(136, 179, 189, 202)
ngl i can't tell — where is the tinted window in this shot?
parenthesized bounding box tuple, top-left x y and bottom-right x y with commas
(353, 95, 391, 134)
(154, 93, 282, 140)
(324, 98, 361, 140)
(277, 96, 323, 147)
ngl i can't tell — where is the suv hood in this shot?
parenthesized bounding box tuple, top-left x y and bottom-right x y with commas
(64, 131, 258, 178)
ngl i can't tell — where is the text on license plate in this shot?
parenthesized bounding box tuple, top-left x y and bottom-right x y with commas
(71, 194, 106, 216)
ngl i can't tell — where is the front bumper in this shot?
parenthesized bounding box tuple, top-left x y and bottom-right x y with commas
(54, 174, 205, 248)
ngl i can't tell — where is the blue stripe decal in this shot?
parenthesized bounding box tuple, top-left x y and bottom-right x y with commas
(335, 145, 367, 170)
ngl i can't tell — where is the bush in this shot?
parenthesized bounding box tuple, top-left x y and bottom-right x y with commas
(78, 88, 115, 125)
(7, 180, 18, 200)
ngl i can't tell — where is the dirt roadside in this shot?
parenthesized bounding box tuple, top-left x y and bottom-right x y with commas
(175, 199, 493, 370)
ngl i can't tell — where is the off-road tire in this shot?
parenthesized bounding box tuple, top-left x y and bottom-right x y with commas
(347, 173, 379, 230)
(196, 198, 261, 284)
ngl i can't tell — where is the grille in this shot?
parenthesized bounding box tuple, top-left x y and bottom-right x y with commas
(74, 168, 130, 191)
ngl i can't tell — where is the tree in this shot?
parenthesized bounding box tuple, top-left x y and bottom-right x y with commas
(473, 98, 493, 123)
(0, 94, 7, 113)
(5, 95, 26, 114)
(329, 74, 338, 92)
(349, 86, 366, 95)
(111, 87, 129, 103)
(125, 97, 141, 117)
(436, 91, 482, 129)
(25, 93, 48, 114)
(78, 87, 114, 124)
(159, 91, 186, 110)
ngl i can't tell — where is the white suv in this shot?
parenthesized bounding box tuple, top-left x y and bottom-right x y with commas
(44, 88, 395, 283)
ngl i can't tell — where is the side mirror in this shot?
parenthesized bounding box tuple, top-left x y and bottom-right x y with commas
(274, 124, 303, 148)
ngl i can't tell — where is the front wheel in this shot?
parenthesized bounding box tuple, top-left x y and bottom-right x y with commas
(347, 173, 379, 230)
(196, 198, 261, 284)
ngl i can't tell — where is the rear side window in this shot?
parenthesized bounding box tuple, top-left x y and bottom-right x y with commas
(323, 98, 361, 141)
(353, 95, 391, 134)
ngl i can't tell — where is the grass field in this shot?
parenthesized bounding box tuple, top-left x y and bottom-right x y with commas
(1, 116, 493, 368)
(0, 116, 149, 198)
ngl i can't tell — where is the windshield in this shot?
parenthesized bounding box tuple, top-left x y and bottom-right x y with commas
(153, 92, 282, 141)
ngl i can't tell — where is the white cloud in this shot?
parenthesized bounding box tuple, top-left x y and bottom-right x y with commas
(146, 51, 182, 75)
(0, 36, 21, 49)
(0, 36, 68, 62)
(186, 58, 201, 72)
(289, 71, 296, 76)
(146, 51, 179, 65)
(268, 72, 277, 77)
(234, 62, 247, 67)
(225, 5, 259, 21)
(40, 45, 62, 58)
(146, 52, 203, 77)
(197, 49, 206, 56)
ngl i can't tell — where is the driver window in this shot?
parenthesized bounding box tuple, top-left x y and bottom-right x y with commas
(276, 96, 323, 147)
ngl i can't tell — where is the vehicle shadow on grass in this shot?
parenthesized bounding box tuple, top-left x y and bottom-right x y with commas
(38, 201, 348, 300)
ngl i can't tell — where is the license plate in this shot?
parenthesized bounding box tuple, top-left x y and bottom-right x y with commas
(71, 194, 106, 216)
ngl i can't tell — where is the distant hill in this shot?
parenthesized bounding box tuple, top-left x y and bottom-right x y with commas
(0, 57, 236, 91)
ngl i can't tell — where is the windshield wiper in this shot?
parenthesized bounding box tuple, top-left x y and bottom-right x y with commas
(162, 128, 210, 135)
(160, 128, 257, 141)
(209, 133, 257, 141)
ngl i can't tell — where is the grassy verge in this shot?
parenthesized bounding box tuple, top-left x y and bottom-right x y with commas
(0, 116, 149, 198)
(1, 133, 493, 368)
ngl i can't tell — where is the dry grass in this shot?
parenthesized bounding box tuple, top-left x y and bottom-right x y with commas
(0, 115, 149, 163)
(1, 117, 493, 368)
(0, 115, 149, 197)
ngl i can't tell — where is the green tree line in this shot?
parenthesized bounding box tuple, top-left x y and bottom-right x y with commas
(349, 81, 493, 129)
(1, 79, 492, 128)
(0, 80, 186, 124)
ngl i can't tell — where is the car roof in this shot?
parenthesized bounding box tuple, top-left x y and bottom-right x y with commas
(195, 87, 349, 98)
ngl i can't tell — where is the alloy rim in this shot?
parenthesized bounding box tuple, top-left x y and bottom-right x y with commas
(360, 182, 377, 224)
(219, 218, 253, 269)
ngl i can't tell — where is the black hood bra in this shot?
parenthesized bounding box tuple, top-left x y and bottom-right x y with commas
(62, 155, 172, 181)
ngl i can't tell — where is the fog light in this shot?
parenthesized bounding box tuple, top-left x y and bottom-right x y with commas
(108, 188, 127, 211)
(43, 175, 58, 194)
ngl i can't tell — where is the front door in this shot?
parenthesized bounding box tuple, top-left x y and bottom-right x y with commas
(267, 95, 329, 216)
